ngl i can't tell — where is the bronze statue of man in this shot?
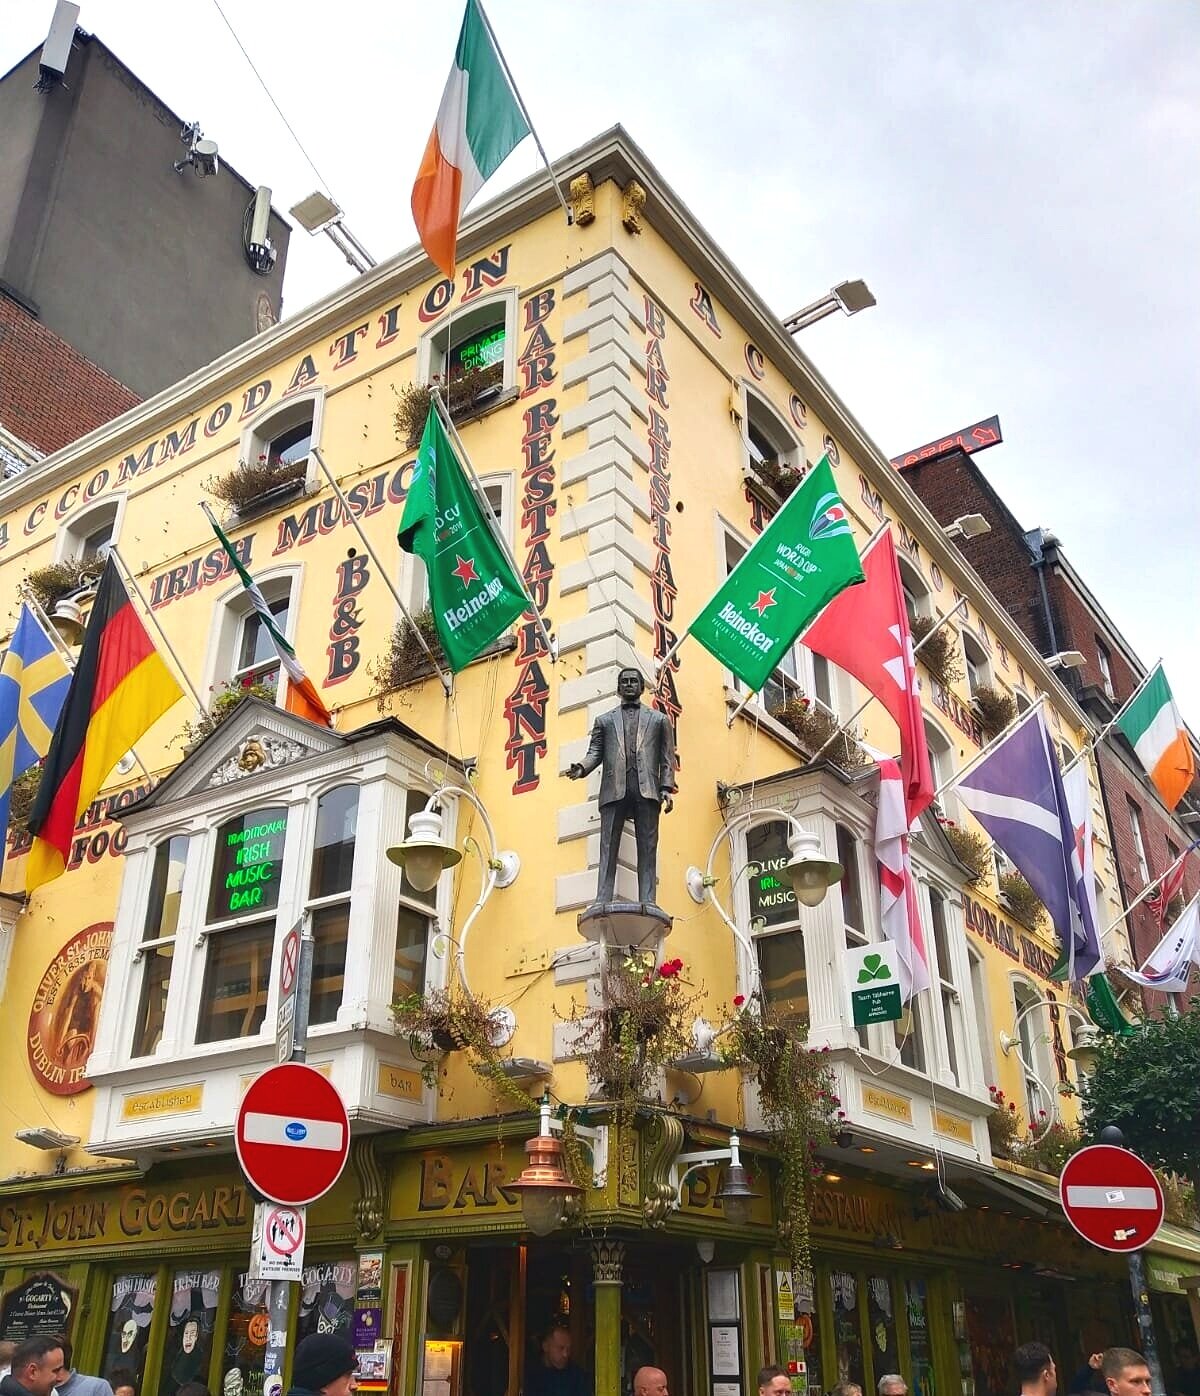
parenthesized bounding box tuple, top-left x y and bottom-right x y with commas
(567, 667, 676, 906)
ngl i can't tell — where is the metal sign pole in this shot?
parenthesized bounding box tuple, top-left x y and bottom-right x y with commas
(1127, 1250, 1166, 1396)
(262, 914, 315, 1396)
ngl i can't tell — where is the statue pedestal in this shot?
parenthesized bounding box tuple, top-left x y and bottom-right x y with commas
(577, 901, 672, 951)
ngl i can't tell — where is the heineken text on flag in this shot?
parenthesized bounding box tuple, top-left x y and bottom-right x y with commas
(411, 0, 530, 278)
(688, 456, 864, 692)
(398, 406, 527, 671)
(1116, 663, 1195, 811)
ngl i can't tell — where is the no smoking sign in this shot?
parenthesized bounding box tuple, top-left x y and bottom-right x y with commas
(251, 1202, 307, 1281)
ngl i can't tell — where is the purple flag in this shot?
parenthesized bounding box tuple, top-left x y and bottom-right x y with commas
(956, 709, 1102, 981)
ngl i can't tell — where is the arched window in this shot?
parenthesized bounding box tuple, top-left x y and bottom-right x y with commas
(242, 391, 323, 491)
(924, 719, 957, 820)
(898, 556, 932, 626)
(204, 566, 300, 704)
(57, 496, 125, 564)
(1014, 689, 1033, 714)
(961, 629, 991, 696)
(418, 290, 517, 418)
(1012, 977, 1053, 1123)
(743, 388, 804, 479)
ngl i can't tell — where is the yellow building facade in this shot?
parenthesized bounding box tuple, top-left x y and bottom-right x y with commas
(1, 128, 1195, 1396)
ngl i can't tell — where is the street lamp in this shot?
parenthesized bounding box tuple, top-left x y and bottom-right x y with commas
(999, 997, 1098, 1125)
(508, 1097, 609, 1236)
(1046, 651, 1087, 671)
(944, 514, 991, 541)
(386, 778, 520, 996)
(665, 1131, 761, 1225)
(685, 806, 843, 997)
(782, 280, 876, 334)
(289, 191, 377, 275)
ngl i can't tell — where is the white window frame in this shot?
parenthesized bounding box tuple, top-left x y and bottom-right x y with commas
(54, 493, 128, 564)
(898, 555, 933, 625)
(738, 383, 806, 477)
(240, 387, 325, 495)
(961, 627, 992, 697)
(1096, 640, 1115, 701)
(1127, 798, 1150, 884)
(202, 564, 304, 708)
(417, 289, 519, 399)
(968, 946, 994, 1086)
(128, 831, 193, 1059)
(924, 717, 958, 823)
(922, 881, 968, 1089)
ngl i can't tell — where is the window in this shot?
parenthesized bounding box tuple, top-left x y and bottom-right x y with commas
(750, 821, 809, 1024)
(223, 1274, 270, 1396)
(421, 294, 517, 413)
(234, 591, 290, 688)
(898, 556, 932, 625)
(1127, 798, 1150, 884)
(895, 997, 927, 1072)
(244, 395, 321, 487)
(131, 835, 189, 1057)
(1014, 689, 1033, 715)
(924, 720, 956, 821)
(968, 947, 993, 1084)
(962, 630, 990, 696)
(306, 785, 358, 1025)
(723, 528, 835, 715)
(267, 421, 312, 471)
(159, 1270, 219, 1396)
(929, 888, 963, 1086)
(743, 389, 804, 478)
(196, 805, 288, 1044)
(59, 497, 124, 564)
(409, 479, 510, 615)
(1013, 979, 1052, 1122)
(837, 824, 869, 1048)
(1096, 640, 1115, 701)
(393, 789, 435, 1004)
(102, 1273, 157, 1385)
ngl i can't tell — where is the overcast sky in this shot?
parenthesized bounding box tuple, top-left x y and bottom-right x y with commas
(7, 2, 1198, 714)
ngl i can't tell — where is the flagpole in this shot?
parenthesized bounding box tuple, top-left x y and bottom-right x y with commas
(20, 589, 156, 786)
(307, 448, 454, 696)
(1101, 848, 1199, 943)
(429, 391, 559, 662)
(108, 547, 207, 717)
(1062, 660, 1161, 777)
(932, 694, 1046, 802)
(472, 0, 573, 227)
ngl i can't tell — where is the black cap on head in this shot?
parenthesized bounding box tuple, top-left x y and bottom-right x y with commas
(293, 1334, 356, 1392)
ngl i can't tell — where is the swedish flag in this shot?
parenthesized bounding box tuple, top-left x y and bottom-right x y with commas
(0, 604, 71, 873)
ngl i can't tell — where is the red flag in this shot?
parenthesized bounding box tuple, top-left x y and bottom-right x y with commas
(1147, 841, 1197, 928)
(876, 758, 930, 1001)
(804, 530, 934, 824)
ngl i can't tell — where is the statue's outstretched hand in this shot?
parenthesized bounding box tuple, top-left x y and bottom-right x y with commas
(566, 763, 585, 780)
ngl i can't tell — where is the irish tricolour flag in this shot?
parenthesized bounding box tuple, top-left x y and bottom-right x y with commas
(411, 0, 529, 278)
(1117, 663, 1195, 810)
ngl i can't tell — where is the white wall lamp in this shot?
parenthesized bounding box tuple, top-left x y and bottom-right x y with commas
(944, 514, 991, 541)
(685, 806, 842, 998)
(783, 280, 876, 333)
(999, 999, 1100, 1125)
(665, 1131, 760, 1226)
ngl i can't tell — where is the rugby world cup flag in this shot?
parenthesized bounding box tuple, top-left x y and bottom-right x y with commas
(688, 456, 864, 691)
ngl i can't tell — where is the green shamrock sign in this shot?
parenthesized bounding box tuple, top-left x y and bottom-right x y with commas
(848, 943, 903, 1025)
(857, 953, 893, 984)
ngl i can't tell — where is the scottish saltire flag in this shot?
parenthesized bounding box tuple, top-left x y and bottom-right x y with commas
(1121, 895, 1200, 993)
(957, 708, 1102, 981)
(0, 605, 71, 871)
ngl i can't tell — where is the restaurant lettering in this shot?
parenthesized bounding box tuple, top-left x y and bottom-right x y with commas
(645, 297, 682, 765)
(0, 1184, 248, 1253)
(503, 289, 557, 794)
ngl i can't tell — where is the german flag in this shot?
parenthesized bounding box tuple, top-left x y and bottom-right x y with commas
(26, 558, 182, 891)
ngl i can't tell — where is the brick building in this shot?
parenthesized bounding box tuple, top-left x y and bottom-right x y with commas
(903, 445, 1200, 1003)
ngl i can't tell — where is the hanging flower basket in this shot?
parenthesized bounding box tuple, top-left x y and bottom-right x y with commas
(24, 555, 107, 610)
(911, 616, 964, 686)
(998, 870, 1045, 930)
(369, 610, 446, 699)
(768, 697, 869, 770)
(394, 365, 506, 448)
(203, 454, 307, 516)
(942, 824, 990, 882)
(971, 684, 1017, 736)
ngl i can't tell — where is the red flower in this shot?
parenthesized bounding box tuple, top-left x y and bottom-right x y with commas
(733, 995, 746, 1008)
(1009, 1103, 1017, 1112)
(658, 960, 682, 979)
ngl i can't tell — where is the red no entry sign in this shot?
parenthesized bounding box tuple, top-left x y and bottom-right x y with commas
(1059, 1144, 1164, 1253)
(236, 1063, 350, 1206)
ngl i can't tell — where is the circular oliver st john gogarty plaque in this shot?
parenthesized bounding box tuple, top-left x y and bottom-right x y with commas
(27, 922, 114, 1096)
(1, 1272, 75, 1341)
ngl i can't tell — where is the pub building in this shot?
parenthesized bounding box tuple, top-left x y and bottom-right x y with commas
(2, 126, 1198, 1396)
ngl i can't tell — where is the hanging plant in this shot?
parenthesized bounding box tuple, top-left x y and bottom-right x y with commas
(570, 952, 701, 1122)
(8, 765, 43, 835)
(971, 684, 1017, 736)
(768, 697, 869, 770)
(985, 1084, 1022, 1157)
(998, 870, 1045, 930)
(749, 456, 805, 500)
(718, 999, 839, 1278)
(393, 365, 506, 448)
(942, 824, 990, 882)
(175, 678, 277, 754)
(24, 555, 106, 610)
(203, 452, 307, 513)
(1011, 1119, 1083, 1176)
(369, 610, 445, 700)
(910, 616, 964, 686)
(392, 986, 537, 1112)
(1158, 1172, 1197, 1228)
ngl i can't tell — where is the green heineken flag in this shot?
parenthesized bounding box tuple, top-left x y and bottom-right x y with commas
(398, 406, 527, 671)
(1084, 971, 1138, 1037)
(688, 456, 865, 691)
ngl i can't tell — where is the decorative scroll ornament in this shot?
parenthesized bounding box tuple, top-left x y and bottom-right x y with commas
(569, 173, 596, 226)
(351, 1135, 386, 1240)
(621, 180, 646, 234)
(209, 732, 309, 786)
(642, 1113, 685, 1228)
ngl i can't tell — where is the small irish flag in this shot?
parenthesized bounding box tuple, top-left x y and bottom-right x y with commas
(411, 0, 530, 278)
(1117, 663, 1195, 810)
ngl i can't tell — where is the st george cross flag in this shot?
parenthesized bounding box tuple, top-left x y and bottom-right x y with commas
(1120, 895, 1200, 993)
(956, 708, 1102, 981)
(202, 503, 332, 726)
(688, 456, 864, 692)
(411, 0, 530, 277)
(0, 604, 71, 872)
(1061, 759, 1100, 935)
(875, 758, 930, 1001)
(804, 529, 934, 825)
(398, 406, 527, 671)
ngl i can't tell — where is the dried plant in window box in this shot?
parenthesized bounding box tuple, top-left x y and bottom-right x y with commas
(718, 998, 839, 1278)
(998, 869, 1045, 930)
(8, 765, 43, 835)
(768, 697, 869, 770)
(203, 453, 307, 514)
(749, 456, 805, 500)
(394, 364, 506, 448)
(942, 823, 990, 882)
(24, 555, 106, 610)
(369, 610, 445, 699)
(910, 615, 964, 686)
(971, 684, 1017, 736)
(176, 678, 277, 754)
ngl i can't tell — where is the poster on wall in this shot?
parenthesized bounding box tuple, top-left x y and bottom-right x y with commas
(158, 1271, 221, 1396)
(27, 923, 113, 1095)
(0, 1273, 76, 1341)
(102, 1274, 157, 1383)
(223, 1273, 271, 1396)
(297, 1260, 355, 1341)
